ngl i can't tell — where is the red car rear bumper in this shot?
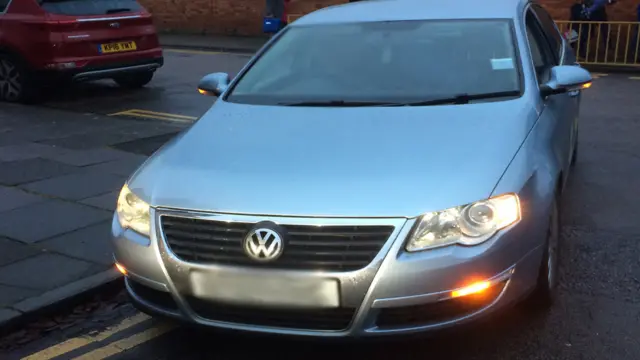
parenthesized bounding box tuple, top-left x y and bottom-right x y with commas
(37, 48, 164, 82)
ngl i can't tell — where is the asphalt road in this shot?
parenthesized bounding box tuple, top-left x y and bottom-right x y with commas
(2, 53, 640, 359)
(40, 49, 252, 122)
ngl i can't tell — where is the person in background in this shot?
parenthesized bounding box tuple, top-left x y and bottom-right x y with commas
(570, 0, 614, 59)
(264, 0, 293, 34)
(582, 0, 615, 19)
(569, 0, 591, 57)
(280, 0, 291, 31)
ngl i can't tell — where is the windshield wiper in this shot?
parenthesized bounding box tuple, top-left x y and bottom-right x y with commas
(278, 100, 402, 107)
(277, 91, 520, 107)
(402, 90, 521, 106)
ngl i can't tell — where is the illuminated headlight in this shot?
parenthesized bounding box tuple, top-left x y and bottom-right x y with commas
(406, 194, 521, 252)
(116, 184, 151, 236)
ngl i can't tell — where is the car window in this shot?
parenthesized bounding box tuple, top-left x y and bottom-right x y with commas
(525, 11, 555, 83)
(531, 4, 563, 63)
(226, 20, 522, 105)
(0, 0, 10, 12)
(39, 0, 143, 16)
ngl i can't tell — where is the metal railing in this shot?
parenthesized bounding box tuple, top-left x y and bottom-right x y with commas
(287, 14, 304, 23)
(556, 21, 640, 67)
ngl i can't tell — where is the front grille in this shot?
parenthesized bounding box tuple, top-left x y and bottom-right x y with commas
(161, 216, 394, 272)
(187, 297, 355, 331)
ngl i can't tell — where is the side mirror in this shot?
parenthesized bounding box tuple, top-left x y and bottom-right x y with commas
(198, 72, 230, 97)
(540, 65, 592, 97)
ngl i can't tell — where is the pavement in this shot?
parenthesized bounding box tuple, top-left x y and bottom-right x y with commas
(0, 36, 255, 332)
(0, 104, 188, 329)
(158, 33, 267, 53)
(0, 34, 640, 358)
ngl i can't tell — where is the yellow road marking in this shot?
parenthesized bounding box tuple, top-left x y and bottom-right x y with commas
(629, 76, 640, 80)
(21, 338, 92, 360)
(165, 48, 224, 55)
(71, 322, 175, 360)
(591, 73, 608, 77)
(21, 313, 151, 360)
(111, 111, 190, 122)
(91, 313, 152, 341)
(109, 109, 197, 123)
(126, 109, 198, 120)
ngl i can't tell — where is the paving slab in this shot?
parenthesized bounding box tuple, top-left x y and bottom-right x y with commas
(80, 191, 119, 211)
(0, 238, 41, 267)
(38, 123, 183, 150)
(0, 186, 47, 213)
(0, 200, 111, 244)
(0, 253, 101, 292)
(20, 172, 126, 201)
(0, 104, 183, 331)
(0, 158, 79, 186)
(40, 148, 132, 167)
(81, 157, 148, 177)
(39, 221, 114, 266)
(0, 143, 66, 162)
(0, 309, 21, 326)
(0, 285, 39, 308)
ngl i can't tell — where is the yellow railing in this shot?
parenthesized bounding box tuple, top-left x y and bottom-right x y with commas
(287, 14, 304, 23)
(556, 21, 640, 67)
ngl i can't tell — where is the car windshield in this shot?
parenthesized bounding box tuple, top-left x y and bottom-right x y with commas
(226, 19, 522, 106)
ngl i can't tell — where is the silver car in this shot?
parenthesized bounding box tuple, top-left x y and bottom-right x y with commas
(112, 0, 592, 337)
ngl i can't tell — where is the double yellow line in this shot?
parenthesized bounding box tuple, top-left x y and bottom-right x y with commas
(109, 109, 198, 123)
(21, 313, 176, 360)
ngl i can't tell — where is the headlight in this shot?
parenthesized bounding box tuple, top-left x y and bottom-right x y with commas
(406, 194, 520, 252)
(116, 184, 151, 236)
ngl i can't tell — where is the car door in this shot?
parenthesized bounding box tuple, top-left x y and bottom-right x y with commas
(531, 4, 580, 166)
(525, 8, 575, 176)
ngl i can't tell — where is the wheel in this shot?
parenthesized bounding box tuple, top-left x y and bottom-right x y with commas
(527, 196, 561, 308)
(0, 54, 37, 103)
(114, 71, 154, 88)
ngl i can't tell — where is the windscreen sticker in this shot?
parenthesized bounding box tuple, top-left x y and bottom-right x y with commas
(491, 58, 515, 70)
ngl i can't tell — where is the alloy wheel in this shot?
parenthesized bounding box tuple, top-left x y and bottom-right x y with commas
(0, 58, 22, 102)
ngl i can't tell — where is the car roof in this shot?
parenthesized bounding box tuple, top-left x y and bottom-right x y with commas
(293, 0, 528, 26)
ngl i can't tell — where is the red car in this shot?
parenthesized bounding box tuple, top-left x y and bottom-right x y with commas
(0, 0, 163, 103)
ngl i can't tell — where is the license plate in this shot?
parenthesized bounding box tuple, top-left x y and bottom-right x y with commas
(99, 41, 137, 54)
(190, 271, 340, 308)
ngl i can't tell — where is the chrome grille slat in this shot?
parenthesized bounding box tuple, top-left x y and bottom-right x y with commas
(161, 215, 395, 271)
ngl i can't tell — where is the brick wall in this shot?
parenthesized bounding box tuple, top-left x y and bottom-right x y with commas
(140, 0, 640, 36)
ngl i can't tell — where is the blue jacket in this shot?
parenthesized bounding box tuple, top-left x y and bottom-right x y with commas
(586, 0, 608, 14)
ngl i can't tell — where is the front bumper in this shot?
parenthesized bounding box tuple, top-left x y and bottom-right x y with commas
(112, 208, 545, 337)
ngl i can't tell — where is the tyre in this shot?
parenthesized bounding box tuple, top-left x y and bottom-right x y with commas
(114, 71, 154, 88)
(0, 54, 37, 103)
(527, 196, 561, 309)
